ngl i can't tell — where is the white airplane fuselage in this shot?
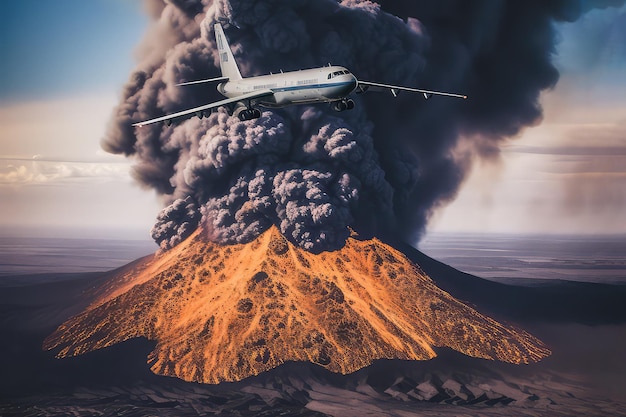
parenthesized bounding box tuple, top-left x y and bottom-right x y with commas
(132, 23, 465, 127)
(218, 66, 358, 108)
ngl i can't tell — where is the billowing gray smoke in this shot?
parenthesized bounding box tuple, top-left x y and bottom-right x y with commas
(103, 0, 625, 252)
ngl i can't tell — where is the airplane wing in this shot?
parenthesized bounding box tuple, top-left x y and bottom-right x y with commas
(176, 76, 229, 86)
(132, 89, 274, 127)
(356, 80, 467, 100)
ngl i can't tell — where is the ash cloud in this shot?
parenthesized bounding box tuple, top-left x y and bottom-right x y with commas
(103, 0, 625, 251)
(151, 196, 201, 250)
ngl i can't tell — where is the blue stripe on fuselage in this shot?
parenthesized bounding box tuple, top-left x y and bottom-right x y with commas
(269, 80, 356, 93)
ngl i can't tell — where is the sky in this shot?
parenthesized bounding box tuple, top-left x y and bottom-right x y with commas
(432, 6, 626, 235)
(0, 1, 625, 241)
(0, 0, 160, 239)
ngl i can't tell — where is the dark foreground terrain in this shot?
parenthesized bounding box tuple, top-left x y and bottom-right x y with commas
(1, 249, 625, 416)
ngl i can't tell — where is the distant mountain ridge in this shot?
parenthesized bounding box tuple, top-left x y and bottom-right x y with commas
(393, 238, 626, 325)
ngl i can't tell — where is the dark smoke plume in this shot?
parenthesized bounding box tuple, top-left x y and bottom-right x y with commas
(103, 0, 625, 251)
(151, 196, 200, 250)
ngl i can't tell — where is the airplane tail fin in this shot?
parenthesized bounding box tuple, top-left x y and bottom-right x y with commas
(214, 23, 242, 81)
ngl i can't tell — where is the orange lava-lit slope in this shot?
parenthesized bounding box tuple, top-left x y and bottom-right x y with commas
(44, 227, 550, 384)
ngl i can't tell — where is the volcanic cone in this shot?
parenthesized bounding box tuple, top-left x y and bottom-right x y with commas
(45, 227, 550, 384)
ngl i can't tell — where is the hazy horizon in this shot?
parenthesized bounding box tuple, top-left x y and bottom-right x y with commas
(1, 229, 624, 285)
(2, 223, 626, 241)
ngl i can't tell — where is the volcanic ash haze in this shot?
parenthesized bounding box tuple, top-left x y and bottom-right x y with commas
(45, 228, 550, 384)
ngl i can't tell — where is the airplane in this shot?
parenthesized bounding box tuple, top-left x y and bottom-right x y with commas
(132, 23, 467, 127)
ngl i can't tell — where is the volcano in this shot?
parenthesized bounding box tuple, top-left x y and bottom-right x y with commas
(44, 227, 549, 384)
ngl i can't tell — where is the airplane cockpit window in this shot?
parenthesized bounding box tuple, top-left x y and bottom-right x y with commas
(328, 70, 349, 79)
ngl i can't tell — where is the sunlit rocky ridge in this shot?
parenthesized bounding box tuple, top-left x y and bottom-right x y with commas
(44, 226, 549, 384)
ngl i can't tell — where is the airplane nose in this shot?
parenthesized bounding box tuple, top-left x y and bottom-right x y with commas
(349, 75, 358, 92)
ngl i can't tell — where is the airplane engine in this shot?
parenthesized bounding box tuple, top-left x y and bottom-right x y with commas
(332, 99, 355, 112)
(234, 106, 261, 121)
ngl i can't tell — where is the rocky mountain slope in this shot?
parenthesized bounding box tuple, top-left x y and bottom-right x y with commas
(44, 227, 549, 383)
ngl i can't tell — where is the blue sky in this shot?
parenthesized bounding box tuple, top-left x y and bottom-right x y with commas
(0, 2, 625, 239)
(0, 0, 146, 102)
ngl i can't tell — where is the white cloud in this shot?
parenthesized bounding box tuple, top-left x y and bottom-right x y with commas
(0, 160, 131, 186)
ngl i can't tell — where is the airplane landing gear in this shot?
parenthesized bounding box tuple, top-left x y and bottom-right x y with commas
(235, 107, 262, 121)
(332, 99, 355, 112)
